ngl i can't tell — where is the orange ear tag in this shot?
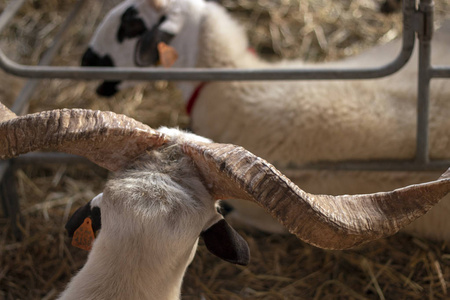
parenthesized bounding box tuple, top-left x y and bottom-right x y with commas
(157, 42, 178, 68)
(71, 217, 95, 251)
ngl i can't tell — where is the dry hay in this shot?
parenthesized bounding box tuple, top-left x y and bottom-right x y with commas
(2, 164, 450, 299)
(1, 0, 450, 299)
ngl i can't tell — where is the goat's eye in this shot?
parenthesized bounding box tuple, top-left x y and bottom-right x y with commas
(216, 201, 234, 217)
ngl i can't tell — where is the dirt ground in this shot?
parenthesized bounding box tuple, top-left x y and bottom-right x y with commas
(1, 0, 450, 299)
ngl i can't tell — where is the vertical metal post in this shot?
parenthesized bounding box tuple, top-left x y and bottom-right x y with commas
(0, 164, 22, 239)
(416, 0, 434, 164)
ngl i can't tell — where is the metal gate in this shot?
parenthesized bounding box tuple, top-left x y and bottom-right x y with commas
(0, 0, 449, 235)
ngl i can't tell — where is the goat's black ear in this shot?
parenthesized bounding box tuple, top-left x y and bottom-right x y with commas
(65, 201, 102, 237)
(201, 219, 250, 266)
(134, 17, 175, 66)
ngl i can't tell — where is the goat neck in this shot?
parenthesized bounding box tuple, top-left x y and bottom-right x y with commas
(59, 225, 198, 300)
(59, 147, 217, 300)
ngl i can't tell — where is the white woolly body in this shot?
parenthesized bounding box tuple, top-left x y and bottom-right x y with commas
(86, 0, 450, 240)
(190, 5, 450, 238)
(58, 130, 221, 300)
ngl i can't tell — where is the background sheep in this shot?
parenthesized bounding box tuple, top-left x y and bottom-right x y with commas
(2, 0, 450, 298)
(81, 0, 450, 241)
(2, 102, 450, 299)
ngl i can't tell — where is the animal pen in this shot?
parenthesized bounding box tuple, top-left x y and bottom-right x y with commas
(0, 0, 450, 299)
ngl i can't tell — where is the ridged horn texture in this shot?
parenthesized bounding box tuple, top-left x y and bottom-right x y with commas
(0, 109, 167, 171)
(0, 103, 17, 122)
(183, 142, 450, 250)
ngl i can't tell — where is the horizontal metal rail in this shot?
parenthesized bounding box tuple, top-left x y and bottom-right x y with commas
(298, 159, 450, 172)
(431, 66, 450, 77)
(8, 153, 450, 172)
(12, 153, 91, 165)
(0, 0, 417, 81)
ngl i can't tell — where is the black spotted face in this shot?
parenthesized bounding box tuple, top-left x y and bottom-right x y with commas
(81, 2, 175, 97)
(134, 15, 174, 67)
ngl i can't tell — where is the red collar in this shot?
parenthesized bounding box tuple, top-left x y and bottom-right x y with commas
(186, 82, 207, 116)
(185, 48, 256, 116)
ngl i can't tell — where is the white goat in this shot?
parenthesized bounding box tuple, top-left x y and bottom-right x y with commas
(2, 102, 450, 299)
(57, 130, 241, 300)
(81, 0, 450, 241)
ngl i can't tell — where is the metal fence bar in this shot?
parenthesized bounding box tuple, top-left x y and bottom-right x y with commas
(0, 0, 416, 81)
(12, 153, 91, 165)
(430, 66, 450, 77)
(289, 159, 450, 172)
(416, 0, 434, 164)
(1, 166, 22, 239)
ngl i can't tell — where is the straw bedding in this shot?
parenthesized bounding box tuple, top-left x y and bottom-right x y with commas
(1, 0, 450, 299)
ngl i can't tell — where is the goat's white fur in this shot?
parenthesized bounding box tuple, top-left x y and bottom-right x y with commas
(57, 128, 223, 300)
(85, 0, 450, 240)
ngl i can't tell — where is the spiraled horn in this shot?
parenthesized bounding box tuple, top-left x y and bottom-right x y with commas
(182, 141, 450, 250)
(0, 108, 167, 171)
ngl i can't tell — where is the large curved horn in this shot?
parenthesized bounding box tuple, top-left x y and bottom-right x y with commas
(182, 142, 450, 250)
(0, 108, 167, 171)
